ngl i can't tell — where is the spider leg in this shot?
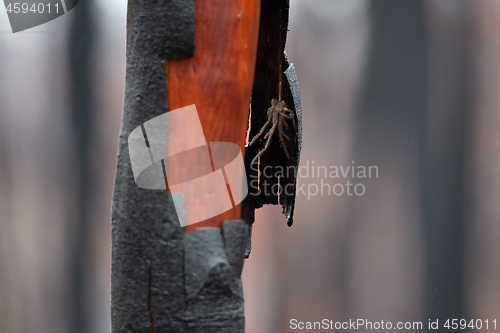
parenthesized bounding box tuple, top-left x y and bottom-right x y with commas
(282, 119, 289, 131)
(249, 112, 272, 146)
(281, 109, 295, 119)
(279, 120, 291, 142)
(251, 121, 277, 164)
(250, 149, 264, 165)
(278, 118, 291, 159)
(291, 118, 297, 133)
(282, 109, 297, 133)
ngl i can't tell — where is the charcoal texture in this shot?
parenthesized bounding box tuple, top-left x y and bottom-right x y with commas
(111, 1, 248, 332)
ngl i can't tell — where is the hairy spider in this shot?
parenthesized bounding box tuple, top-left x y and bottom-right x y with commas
(249, 98, 296, 164)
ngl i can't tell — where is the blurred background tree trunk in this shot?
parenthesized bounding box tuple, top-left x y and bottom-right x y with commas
(0, 1, 109, 332)
(67, 0, 96, 332)
(346, 0, 429, 324)
(422, 0, 472, 326)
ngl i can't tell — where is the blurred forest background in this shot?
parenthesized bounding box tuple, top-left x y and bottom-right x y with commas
(1, 0, 500, 332)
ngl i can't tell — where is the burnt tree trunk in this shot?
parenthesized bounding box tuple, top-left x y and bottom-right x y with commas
(111, 1, 259, 332)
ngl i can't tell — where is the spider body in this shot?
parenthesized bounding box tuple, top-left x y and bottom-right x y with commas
(249, 98, 296, 164)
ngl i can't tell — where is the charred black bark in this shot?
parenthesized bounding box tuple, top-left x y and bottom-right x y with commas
(111, 1, 248, 332)
(242, 0, 302, 256)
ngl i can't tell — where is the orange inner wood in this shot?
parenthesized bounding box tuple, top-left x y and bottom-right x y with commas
(166, 0, 261, 232)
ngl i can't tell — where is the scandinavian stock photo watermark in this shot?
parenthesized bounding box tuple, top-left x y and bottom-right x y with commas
(249, 160, 379, 200)
(128, 104, 379, 227)
(3, 0, 79, 32)
(128, 105, 248, 227)
(289, 318, 498, 331)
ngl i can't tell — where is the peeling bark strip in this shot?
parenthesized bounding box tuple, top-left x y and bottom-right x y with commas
(112, 1, 256, 332)
(242, 0, 302, 255)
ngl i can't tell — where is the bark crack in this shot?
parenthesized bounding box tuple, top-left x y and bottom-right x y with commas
(148, 266, 156, 333)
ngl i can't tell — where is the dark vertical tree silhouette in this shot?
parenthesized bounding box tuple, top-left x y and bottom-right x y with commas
(422, 2, 472, 326)
(67, 0, 95, 332)
(349, 0, 429, 321)
(354, 0, 471, 328)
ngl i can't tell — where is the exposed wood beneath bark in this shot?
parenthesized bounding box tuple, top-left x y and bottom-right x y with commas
(112, 1, 258, 332)
(167, 0, 261, 232)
